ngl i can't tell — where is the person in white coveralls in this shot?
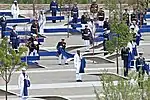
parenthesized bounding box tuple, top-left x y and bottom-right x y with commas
(74, 50, 83, 82)
(11, 0, 20, 19)
(18, 68, 30, 99)
(38, 10, 46, 34)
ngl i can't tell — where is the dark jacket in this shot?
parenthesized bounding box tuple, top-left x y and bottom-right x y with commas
(81, 28, 91, 40)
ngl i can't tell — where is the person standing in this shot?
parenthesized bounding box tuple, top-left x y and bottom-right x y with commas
(121, 47, 130, 77)
(74, 50, 83, 82)
(56, 39, 68, 65)
(11, 0, 20, 19)
(81, 12, 89, 24)
(71, 3, 79, 25)
(97, 8, 105, 26)
(10, 24, 20, 53)
(90, 0, 98, 18)
(50, 0, 58, 23)
(103, 18, 110, 31)
(0, 15, 7, 38)
(31, 19, 40, 35)
(18, 68, 30, 99)
(123, 9, 129, 26)
(38, 10, 46, 35)
(131, 8, 137, 22)
(81, 25, 91, 52)
(136, 52, 146, 88)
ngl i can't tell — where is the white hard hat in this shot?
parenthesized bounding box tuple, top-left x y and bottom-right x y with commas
(22, 68, 26, 71)
(34, 41, 38, 45)
(130, 25, 134, 29)
(32, 34, 37, 37)
(14, 0, 17, 2)
(92, 0, 96, 2)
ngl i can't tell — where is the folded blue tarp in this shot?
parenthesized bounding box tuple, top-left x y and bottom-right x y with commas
(147, 8, 150, 12)
(139, 28, 150, 33)
(21, 56, 40, 62)
(141, 25, 150, 28)
(94, 37, 105, 42)
(4, 31, 31, 36)
(6, 18, 30, 23)
(145, 14, 150, 19)
(46, 16, 65, 21)
(0, 12, 12, 16)
(44, 28, 80, 33)
(39, 51, 58, 56)
(20, 38, 44, 43)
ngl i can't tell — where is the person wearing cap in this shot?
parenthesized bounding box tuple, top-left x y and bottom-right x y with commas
(136, 52, 146, 87)
(38, 10, 46, 35)
(0, 14, 7, 38)
(71, 2, 79, 25)
(81, 25, 92, 52)
(131, 8, 137, 22)
(18, 68, 30, 98)
(121, 46, 130, 76)
(50, 0, 58, 23)
(74, 50, 83, 82)
(97, 8, 105, 22)
(31, 19, 40, 35)
(11, 0, 20, 19)
(56, 39, 68, 65)
(123, 9, 129, 26)
(81, 12, 90, 24)
(90, 0, 98, 17)
(10, 24, 20, 52)
(103, 18, 110, 31)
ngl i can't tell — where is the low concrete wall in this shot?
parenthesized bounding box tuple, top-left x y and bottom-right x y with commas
(0, 4, 129, 10)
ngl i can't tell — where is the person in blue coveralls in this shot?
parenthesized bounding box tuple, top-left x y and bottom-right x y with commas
(81, 25, 91, 52)
(81, 12, 89, 24)
(56, 39, 68, 65)
(136, 52, 149, 88)
(0, 15, 7, 38)
(121, 47, 130, 77)
(71, 2, 79, 29)
(123, 9, 129, 26)
(10, 24, 20, 53)
(50, 0, 58, 23)
(74, 50, 86, 82)
(18, 68, 30, 99)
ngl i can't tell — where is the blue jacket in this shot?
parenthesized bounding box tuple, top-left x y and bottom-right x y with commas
(71, 6, 79, 18)
(50, 1, 58, 12)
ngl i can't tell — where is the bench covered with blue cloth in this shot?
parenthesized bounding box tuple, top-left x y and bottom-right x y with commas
(39, 51, 58, 56)
(21, 56, 40, 62)
(46, 16, 65, 21)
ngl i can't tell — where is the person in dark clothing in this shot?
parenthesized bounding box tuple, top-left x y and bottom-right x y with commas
(10, 24, 20, 53)
(136, 52, 147, 88)
(0, 15, 7, 38)
(121, 47, 130, 77)
(137, 10, 144, 27)
(71, 3, 79, 24)
(103, 18, 110, 30)
(131, 8, 137, 22)
(81, 25, 91, 52)
(123, 9, 129, 26)
(103, 30, 109, 56)
(90, 0, 98, 15)
(97, 8, 105, 21)
(56, 39, 68, 65)
(31, 20, 40, 35)
(81, 12, 89, 24)
(50, 0, 58, 23)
